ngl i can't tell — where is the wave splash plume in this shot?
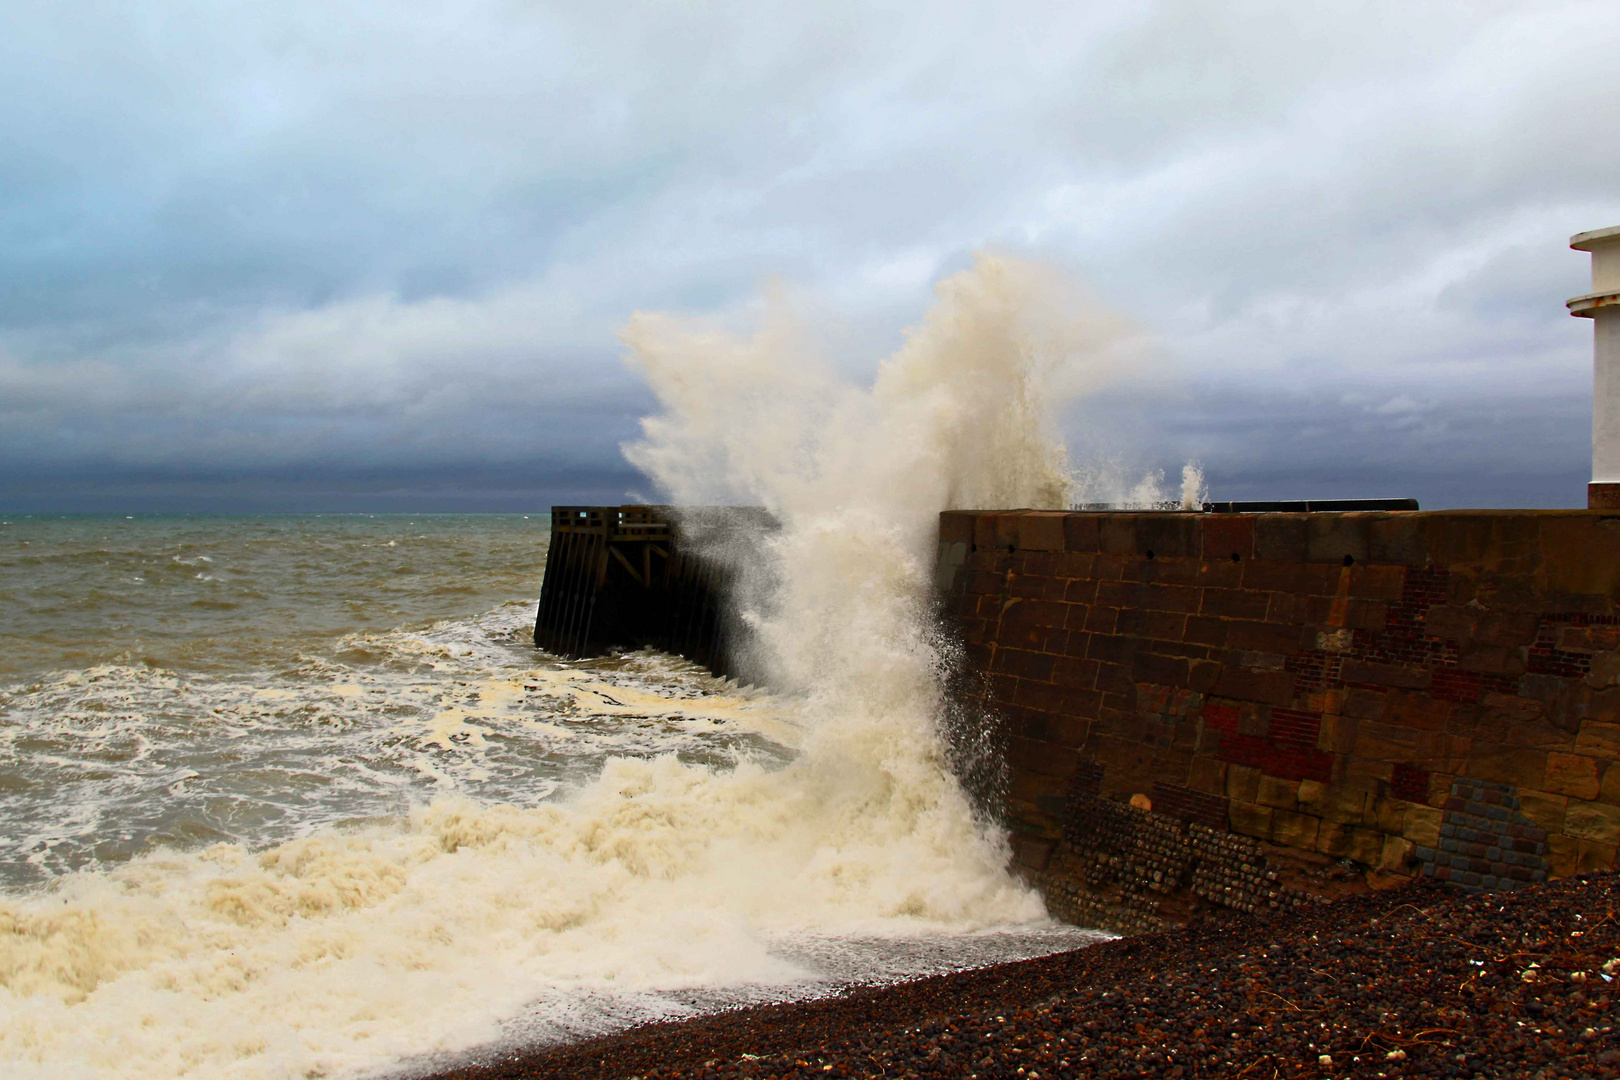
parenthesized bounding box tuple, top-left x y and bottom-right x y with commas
(0, 255, 1128, 1079)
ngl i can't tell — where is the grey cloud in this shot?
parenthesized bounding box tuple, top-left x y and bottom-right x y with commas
(0, 0, 1615, 510)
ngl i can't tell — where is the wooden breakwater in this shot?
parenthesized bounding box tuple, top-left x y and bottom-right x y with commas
(533, 505, 769, 678)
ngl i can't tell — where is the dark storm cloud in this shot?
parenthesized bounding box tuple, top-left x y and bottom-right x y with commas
(1, 1, 1616, 510)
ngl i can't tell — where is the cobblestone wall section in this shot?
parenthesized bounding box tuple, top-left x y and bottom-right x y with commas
(937, 509, 1620, 927)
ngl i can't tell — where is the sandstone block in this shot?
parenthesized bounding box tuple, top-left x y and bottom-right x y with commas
(1016, 513, 1066, 552)
(1253, 516, 1308, 562)
(1602, 766, 1620, 805)
(1564, 799, 1620, 845)
(1546, 834, 1580, 878)
(1229, 800, 1274, 839)
(1385, 690, 1452, 732)
(1370, 796, 1409, 836)
(1589, 651, 1620, 689)
(1380, 835, 1416, 874)
(1465, 743, 1547, 790)
(1545, 752, 1602, 800)
(1515, 788, 1569, 833)
(1063, 514, 1101, 553)
(1226, 764, 1261, 804)
(1576, 722, 1620, 758)
(1187, 755, 1227, 796)
(1403, 805, 1443, 848)
(1257, 775, 1301, 810)
(1353, 720, 1419, 762)
(1272, 809, 1321, 850)
(1297, 779, 1327, 807)
(1201, 515, 1253, 562)
(1318, 821, 1383, 864)
(1579, 839, 1620, 873)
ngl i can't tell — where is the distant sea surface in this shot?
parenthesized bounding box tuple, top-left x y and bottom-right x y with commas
(0, 515, 1094, 1080)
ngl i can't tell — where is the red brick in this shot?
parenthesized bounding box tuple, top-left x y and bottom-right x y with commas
(1203, 702, 1241, 734)
(1215, 732, 1333, 783)
(1269, 707, 1324, 751)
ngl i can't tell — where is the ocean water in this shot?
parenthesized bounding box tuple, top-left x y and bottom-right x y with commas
(1, 253, 1135, 1078)
(0, 514, 1098, 1080)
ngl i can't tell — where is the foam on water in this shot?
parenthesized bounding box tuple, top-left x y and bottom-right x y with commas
(0, 255, 1132, 1078)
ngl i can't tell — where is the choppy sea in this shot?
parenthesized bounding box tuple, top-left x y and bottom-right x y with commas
(0, 515, 1101, 1080)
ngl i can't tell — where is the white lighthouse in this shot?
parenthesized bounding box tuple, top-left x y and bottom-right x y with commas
(1572, 225, 1620, 509)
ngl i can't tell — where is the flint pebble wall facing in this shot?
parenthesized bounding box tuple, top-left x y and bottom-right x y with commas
(936, 509, 1620, 932)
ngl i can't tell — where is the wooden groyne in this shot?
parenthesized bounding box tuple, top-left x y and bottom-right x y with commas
(533, 505, 767, 678)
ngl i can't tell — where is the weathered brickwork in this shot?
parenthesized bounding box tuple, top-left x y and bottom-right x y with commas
(937, 509, 1620, 929)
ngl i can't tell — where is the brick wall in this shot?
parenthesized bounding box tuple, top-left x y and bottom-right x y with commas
(937, 509, 1620, 931)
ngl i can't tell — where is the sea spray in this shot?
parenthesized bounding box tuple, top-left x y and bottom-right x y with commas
(0, 255, 1129, 1079)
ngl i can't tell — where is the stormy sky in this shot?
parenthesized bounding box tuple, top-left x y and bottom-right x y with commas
(3, 1, 1617, 513)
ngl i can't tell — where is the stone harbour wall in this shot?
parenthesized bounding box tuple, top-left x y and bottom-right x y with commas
(936, 509, 1620, 932)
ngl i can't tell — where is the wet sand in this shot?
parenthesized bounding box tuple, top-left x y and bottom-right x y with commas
(424, 873, 1620, 1080)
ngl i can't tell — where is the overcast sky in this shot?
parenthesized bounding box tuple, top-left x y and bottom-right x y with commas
(3, 0, 1617, 512)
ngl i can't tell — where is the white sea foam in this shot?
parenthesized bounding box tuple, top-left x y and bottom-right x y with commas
(0, 254, 1130, 1078)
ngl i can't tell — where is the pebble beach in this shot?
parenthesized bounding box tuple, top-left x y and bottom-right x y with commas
(425, 874, 1620, 1080)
